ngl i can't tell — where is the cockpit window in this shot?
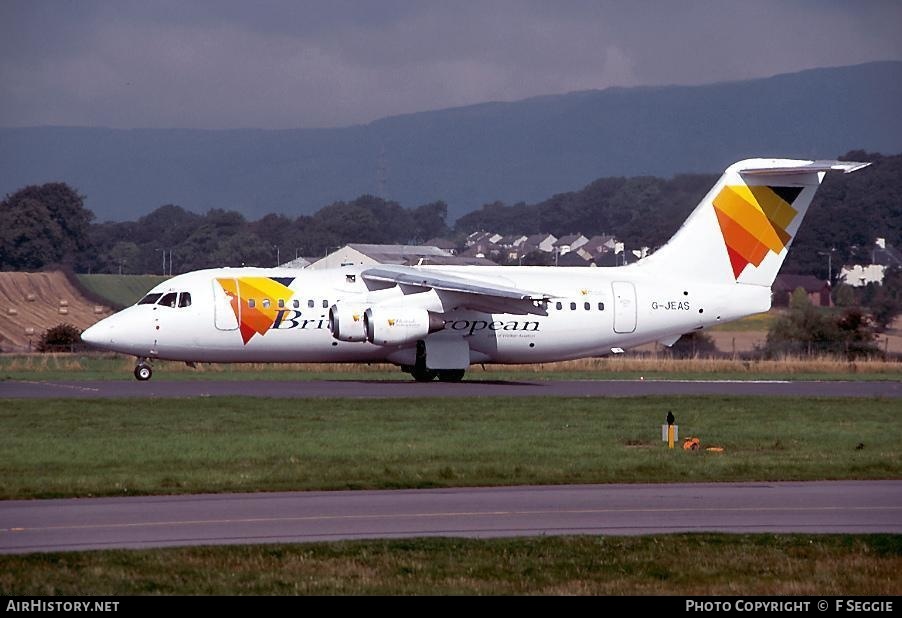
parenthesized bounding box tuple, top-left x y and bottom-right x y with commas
(158, 292, 178, 308)
(138, 293, 163, 305)
(178, 292, 192, 308)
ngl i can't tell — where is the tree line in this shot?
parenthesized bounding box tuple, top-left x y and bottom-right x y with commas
(1, 150, 899, 281)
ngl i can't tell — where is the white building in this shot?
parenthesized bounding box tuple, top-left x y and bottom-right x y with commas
(309, 244, 494, 270)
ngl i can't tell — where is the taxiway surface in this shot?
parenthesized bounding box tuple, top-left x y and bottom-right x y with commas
(2, 481, 900, 554)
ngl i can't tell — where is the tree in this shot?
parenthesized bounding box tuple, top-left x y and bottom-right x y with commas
(37, 323, 83, 352)
(832, 283, 857, 308)
(104, 241, 141, 274)
(669, 331, 718, 358)
(410, 201, 450, 243)
(765, 288, 878, 359)
(867, 267, 902, 331)
(835, 309, 879, 359)
(0, 183, 93, 270)
(0, 198, 65, 269)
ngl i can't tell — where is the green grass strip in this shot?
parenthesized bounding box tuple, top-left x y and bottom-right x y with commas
(2, 535, 900, 595)
(76, 274, 168, 309)
(3, 353, 899, 381)
(0, 396, 899, 499)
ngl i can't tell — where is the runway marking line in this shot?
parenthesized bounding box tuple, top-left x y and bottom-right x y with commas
(645, 379, 792, 384)
(9, 380, 100, 392)
(4, 505, 900, 534)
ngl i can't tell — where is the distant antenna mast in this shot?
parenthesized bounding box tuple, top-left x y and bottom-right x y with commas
(376, 144, 388, 197)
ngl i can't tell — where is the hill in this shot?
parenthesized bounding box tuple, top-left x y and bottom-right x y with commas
(0, 272, 112, 351)
(76, 274, 168, 309)
(2, 62, 901, 221)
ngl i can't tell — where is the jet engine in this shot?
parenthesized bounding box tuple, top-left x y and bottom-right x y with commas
(328, 303, 369, 342)
(363, 307, 445, 346)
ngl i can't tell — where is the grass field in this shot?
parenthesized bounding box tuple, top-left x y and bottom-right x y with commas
(1, 534, 899, 595)
(76, 274, 168, 308)
(1, 396, 899, 499)
(2, 352, 900, 382)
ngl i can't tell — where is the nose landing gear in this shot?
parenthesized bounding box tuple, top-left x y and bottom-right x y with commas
(134, 359, 153, 381)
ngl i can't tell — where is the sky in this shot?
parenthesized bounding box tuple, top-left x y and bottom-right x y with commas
(2, 0, 901, 130)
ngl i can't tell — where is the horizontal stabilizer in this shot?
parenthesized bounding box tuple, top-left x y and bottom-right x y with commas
(737, 160, 870, 176)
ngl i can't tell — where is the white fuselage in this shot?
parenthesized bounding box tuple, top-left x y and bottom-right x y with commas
(83, 264, 771, 366)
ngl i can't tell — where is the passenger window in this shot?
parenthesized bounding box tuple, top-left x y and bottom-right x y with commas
(138, 293, 162, 305)
(570, 302, 576, 310)
(322, 300, 328, 309)
(598, 302, 605, 311)
(248, 299, 256, 309)
(278, 299, 285, 309)
(262, 299, 271, 309)
(556, 302, 562, 310)
(308, 300, 314, 308)
(292, 300, 300, 309)
(584, 302, 590, 311)
(178, 292, 192, 308)
(158, 292, 178, 308)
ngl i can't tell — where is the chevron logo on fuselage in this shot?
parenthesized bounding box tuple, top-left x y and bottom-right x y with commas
(216, 277, 296, 344)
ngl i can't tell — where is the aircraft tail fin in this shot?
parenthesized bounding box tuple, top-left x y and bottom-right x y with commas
(635, 159, 869, 287)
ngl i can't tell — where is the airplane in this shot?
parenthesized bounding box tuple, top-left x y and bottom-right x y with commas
(81, 158, 869, 381)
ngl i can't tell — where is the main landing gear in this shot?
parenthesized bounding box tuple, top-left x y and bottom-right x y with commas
(134, 358, 153, 381)
(405, 341, 466, 382)
(437, 369, 465, 383)
(406, 366, 466, 382)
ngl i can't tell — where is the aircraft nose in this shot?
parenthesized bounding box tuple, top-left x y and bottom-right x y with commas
(81, 320, 111, 347)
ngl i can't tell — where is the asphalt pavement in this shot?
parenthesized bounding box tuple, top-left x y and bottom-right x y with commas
(2, 481, 900, 554)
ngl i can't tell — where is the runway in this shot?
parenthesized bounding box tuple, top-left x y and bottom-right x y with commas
(2, 481, 900, 554)
(3, 378, 900, 399)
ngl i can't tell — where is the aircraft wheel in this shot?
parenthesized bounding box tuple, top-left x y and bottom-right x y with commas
(437, 369, 465, 383)
(412, 368, 437, 382)
(134, 364, 153, 381)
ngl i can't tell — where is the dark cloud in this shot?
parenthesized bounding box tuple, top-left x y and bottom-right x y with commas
(1, 0, 900, 129)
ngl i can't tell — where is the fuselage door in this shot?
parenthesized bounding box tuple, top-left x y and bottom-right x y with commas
(213, 278, 240, 331)
(612, 281, 637, 333)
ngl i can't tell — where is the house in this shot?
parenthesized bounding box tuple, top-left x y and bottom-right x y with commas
(840, 264, 887, 287)
(556, 251, 595, 267)
(872, 237, 902, 268)
(465, 231, 503, 247)
(553, 234, 589, 256)
(423, 237, 458, 254)
(581, 234, 618, 259)
(519, 233, 557, 254)
(497, 234, 527, 247)
(772, 274, 832, 307)
(308, 244, 494, 270)
(459, 240, 502, 262)
(491, 235, 525, 262)
(277, 257, 312, 269)
(839, 238, 902, 287)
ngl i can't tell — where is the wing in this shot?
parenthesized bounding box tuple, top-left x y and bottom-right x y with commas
(361, 264, 550, 314)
